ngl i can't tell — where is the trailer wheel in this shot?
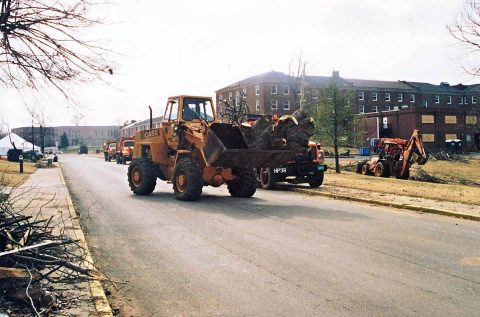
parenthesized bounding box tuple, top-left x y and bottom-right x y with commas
(259, 167, 275, 190)
(356, 161, 365, 174)
(122, 156, 127, 165)
(104, 153, 108, 161)
(308, 172, 324, 188)
(228, 167, 257, 198)
(128, 158, 157, 195)
(173, 158, 203, 201)
(374, 162, 389, 177)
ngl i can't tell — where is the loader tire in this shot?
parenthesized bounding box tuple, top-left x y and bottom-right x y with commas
(122, 156, 127, 165)
(104, 153, 108, 161)
(308, 172, 324, 188)
(128, 158, 157, 195)
(173, 158, 203, 201)
(259, 167, 276, 190)
(228, 168, 257, 198)
(374, 162, 389, 177)
(355, 161, 365, 174)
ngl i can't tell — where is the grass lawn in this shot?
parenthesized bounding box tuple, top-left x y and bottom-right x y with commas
(0, 160, 37, 187)
(324, 157, 480, 205)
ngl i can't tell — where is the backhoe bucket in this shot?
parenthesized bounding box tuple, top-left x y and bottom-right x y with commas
(204, 123, 295, 168)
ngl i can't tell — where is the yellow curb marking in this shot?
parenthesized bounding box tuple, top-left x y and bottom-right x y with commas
(59, 163, 113, 317)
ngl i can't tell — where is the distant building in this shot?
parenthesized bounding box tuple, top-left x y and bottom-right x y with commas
(216, 71, 480, 152)
(121, 117, 163, 138)
(12, 125, 121, 148)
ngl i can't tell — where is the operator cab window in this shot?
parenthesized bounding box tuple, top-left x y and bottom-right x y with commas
(182, 98, 214, 122)
(169, 99, 179, 121)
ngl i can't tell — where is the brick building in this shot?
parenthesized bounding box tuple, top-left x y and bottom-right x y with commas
(216, 71, 480, 152)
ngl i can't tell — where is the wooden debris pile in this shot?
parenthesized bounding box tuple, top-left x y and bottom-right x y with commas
(0, 187, 99, 315)
(240, 109, 315, 153)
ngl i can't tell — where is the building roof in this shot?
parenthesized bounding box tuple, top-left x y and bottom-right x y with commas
(216, 70, 480, 95)
(121, 116, 163, 130)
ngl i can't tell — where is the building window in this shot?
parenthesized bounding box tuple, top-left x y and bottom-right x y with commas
(372, 92, 378, 102)
(235, 91, 240, 106)
(445, 133, 458, 140)
(384, 105, 391, 111)
(359, 105, 365, 113)
(466, 134, 473, 142)
(459, 97, 463, 105)
(422, 134, 435, 143)
(385, 92, 390, 102)
(255, 100, 260, 111)
(445, 115, 457, 124)
(219, 94, 223, 103)
(410, 94, 415, 103)
(422, 100, 428, 108)
(464, 96, 468, 105)
(229, 92, 232, 101)
(398, 93, 403, 102)
(435, 95, 440, 104)
(358, 91, 364, 101)
(372, 105, 378, 112)
(271, 100, 278, 110)
(312, 89, 319, 100)
(271, 85, 277, 95)
(242, 88, 246, 98)
(472, 96, 477, 104)
(466, 115, 478, 124)
(255, 85, 260, 96)
(283, 85, 289, 95)
(422, 115, 435, 123)
(447, 96, 452, 104)
(283, 100, 290, 110)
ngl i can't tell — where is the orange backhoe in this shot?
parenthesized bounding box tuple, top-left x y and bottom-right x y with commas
(356, 129, 427, 179)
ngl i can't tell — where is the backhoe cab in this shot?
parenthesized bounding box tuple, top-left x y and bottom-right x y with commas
(127, 95, 295, 201)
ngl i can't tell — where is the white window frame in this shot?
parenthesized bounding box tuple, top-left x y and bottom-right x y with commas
(372, 105, 378, 113)
(435, 95, 440, 104)
(271, 100, 278, 110)
(398, 93, 403, 102)
(410, 94, 415, 103)
(228, 92, 232, 101)
(472, 96, 477, 104)
(255, 85, 260, 96)
(312, 89, 319, 100)
(358, 105, 365, 114)
(242, 88, 246, 99)
(385, 92, 390, 102)
(459, 96, 463, 105)
(447, 96, 452, 104)
(271, 85, 277, 95)
(219, 94, 223, 103)
(235, 91, 240, 106)
(255, 100, 260, 111)
(372, 92, 377, 102)
(422, 100, 428, 108)
(283, 100, 290, 110)
(358, 91, 364, 101)
(283, 85, 289, 95)
(385, 105, 391, 111)
(464, 96, 468, 105)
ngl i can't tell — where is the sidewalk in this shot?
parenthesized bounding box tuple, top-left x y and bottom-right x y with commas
(14, 164, 112, 316)
(287, 184, 480, 221)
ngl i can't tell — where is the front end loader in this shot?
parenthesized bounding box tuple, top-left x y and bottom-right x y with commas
(127, 96, 299, 201)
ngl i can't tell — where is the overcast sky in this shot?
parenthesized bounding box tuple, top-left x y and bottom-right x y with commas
(0, 0, 475, 129)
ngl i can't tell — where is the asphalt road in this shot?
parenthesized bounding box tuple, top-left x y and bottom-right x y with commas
(61, 154, 480, 316)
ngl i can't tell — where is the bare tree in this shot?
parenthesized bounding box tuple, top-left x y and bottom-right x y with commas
(0, 0, 112, 95)
(288, 52, 310, 110)
(448, 0, 480, 76)
(218, 88, 249, 125)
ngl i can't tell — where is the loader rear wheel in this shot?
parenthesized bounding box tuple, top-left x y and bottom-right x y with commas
(173, 158, 203, 201)
(361, 164, 371, 175)
(259, 167, 275, 190)
(356, 161, 365, 174)
(308, 172, 324, 188)
(228, 168, 257, 198)
(128, 158, 157, 195)
(374, 162, 389, 177)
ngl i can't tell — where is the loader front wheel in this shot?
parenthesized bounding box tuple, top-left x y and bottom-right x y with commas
(308, 172, 324, 188)
(128, 158, 157, 195)
(173, 158, 203, 201)
(228, 168, 257, 198)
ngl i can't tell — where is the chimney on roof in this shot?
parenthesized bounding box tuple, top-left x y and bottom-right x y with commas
(440, 82, 449, 86)
(332, 70, 340, 78)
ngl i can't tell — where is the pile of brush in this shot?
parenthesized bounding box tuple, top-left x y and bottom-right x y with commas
(240, 109, 315, 153)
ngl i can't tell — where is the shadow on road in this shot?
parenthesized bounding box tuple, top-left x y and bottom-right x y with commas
(129, 189, 369, 223)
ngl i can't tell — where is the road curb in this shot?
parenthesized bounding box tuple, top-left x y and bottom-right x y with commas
(59, 165, 114, 317)
(290, 187, 480, 222)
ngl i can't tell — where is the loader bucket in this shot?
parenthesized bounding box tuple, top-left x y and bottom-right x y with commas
(204, 123, 295, 168)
